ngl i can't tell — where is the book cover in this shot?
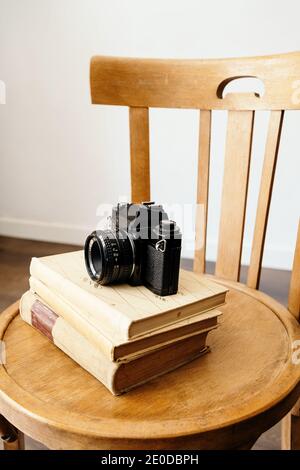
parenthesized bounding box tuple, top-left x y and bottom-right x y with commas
(30, 251, 227, 341)
(29, 276, 221, 362)
(20, 291, 210, 395)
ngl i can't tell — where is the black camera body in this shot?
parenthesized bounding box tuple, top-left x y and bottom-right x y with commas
(84, 202, 182, 296)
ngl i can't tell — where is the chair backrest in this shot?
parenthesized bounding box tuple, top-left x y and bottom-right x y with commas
(90, 52, 300, 293)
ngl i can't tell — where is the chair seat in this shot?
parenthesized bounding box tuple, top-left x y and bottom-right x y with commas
(0, 275, 300, 450)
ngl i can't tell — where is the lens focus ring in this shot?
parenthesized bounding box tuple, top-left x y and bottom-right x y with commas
(84, 230, 134, 285)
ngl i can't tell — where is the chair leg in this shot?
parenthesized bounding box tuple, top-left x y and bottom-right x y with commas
(282, 399, 300, 450)
(3, 431, 25, 450)
(235, 438, 258, 450)
(0, 415, 25, 450)
(282, 413, 292, 449)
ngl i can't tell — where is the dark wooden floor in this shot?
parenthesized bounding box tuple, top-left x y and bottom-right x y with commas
(0, 236, 291, 450)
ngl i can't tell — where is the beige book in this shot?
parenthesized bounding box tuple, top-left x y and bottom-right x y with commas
(20, 291, 210, 395)
(30, 276, 221, 362)
(30, 251, 227, 341)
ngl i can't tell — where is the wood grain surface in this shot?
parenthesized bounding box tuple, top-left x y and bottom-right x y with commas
(215, 111, 254, 281)
(194, 110, 211, 274)
(247, 111, 284, 289)
(0, 276, 300, 449)
(90, 52, 300, 110)
(129, 107, 150, 203)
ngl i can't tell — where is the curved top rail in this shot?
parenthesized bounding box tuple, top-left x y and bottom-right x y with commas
(90, 52, 300, 110)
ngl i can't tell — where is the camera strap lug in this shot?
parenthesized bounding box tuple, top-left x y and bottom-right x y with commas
(155, 239, 166, 253)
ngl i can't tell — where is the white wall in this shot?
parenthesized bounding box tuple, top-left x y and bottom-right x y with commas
(0, 0, 299, 269)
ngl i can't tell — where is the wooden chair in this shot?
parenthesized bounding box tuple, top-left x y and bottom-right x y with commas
(0, 52, 300, 450)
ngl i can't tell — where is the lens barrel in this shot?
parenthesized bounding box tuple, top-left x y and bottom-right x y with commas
(84, 230, 134, 285)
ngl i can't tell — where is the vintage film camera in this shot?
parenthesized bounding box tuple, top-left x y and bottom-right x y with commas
(84, 202, 182, 296)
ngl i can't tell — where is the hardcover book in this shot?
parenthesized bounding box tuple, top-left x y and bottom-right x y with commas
(20, 291, 211, 395)
(30, 251, 227, 341)
(29, 276, 221, 362)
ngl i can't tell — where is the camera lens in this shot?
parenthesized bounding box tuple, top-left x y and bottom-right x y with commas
(84, 230, 135, 285)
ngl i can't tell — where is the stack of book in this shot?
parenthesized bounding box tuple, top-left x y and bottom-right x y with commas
(20, 251, 228, 395)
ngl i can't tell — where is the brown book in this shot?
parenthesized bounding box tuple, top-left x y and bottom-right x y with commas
(29, 251, 228, 341)
(29, 276, 221, 362)
(20, 291, 211, 395)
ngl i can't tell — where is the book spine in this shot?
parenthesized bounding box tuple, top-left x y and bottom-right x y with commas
(30, 257, 131, 342)
(30, 276, 115, 361)
(20, 291, 119, 395)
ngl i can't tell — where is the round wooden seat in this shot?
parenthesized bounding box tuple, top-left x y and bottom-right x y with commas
(1, 277, 300, 450)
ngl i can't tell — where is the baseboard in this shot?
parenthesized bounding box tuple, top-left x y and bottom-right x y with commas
(0, 217, 294, 270)
(0, 217, 90, 246)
